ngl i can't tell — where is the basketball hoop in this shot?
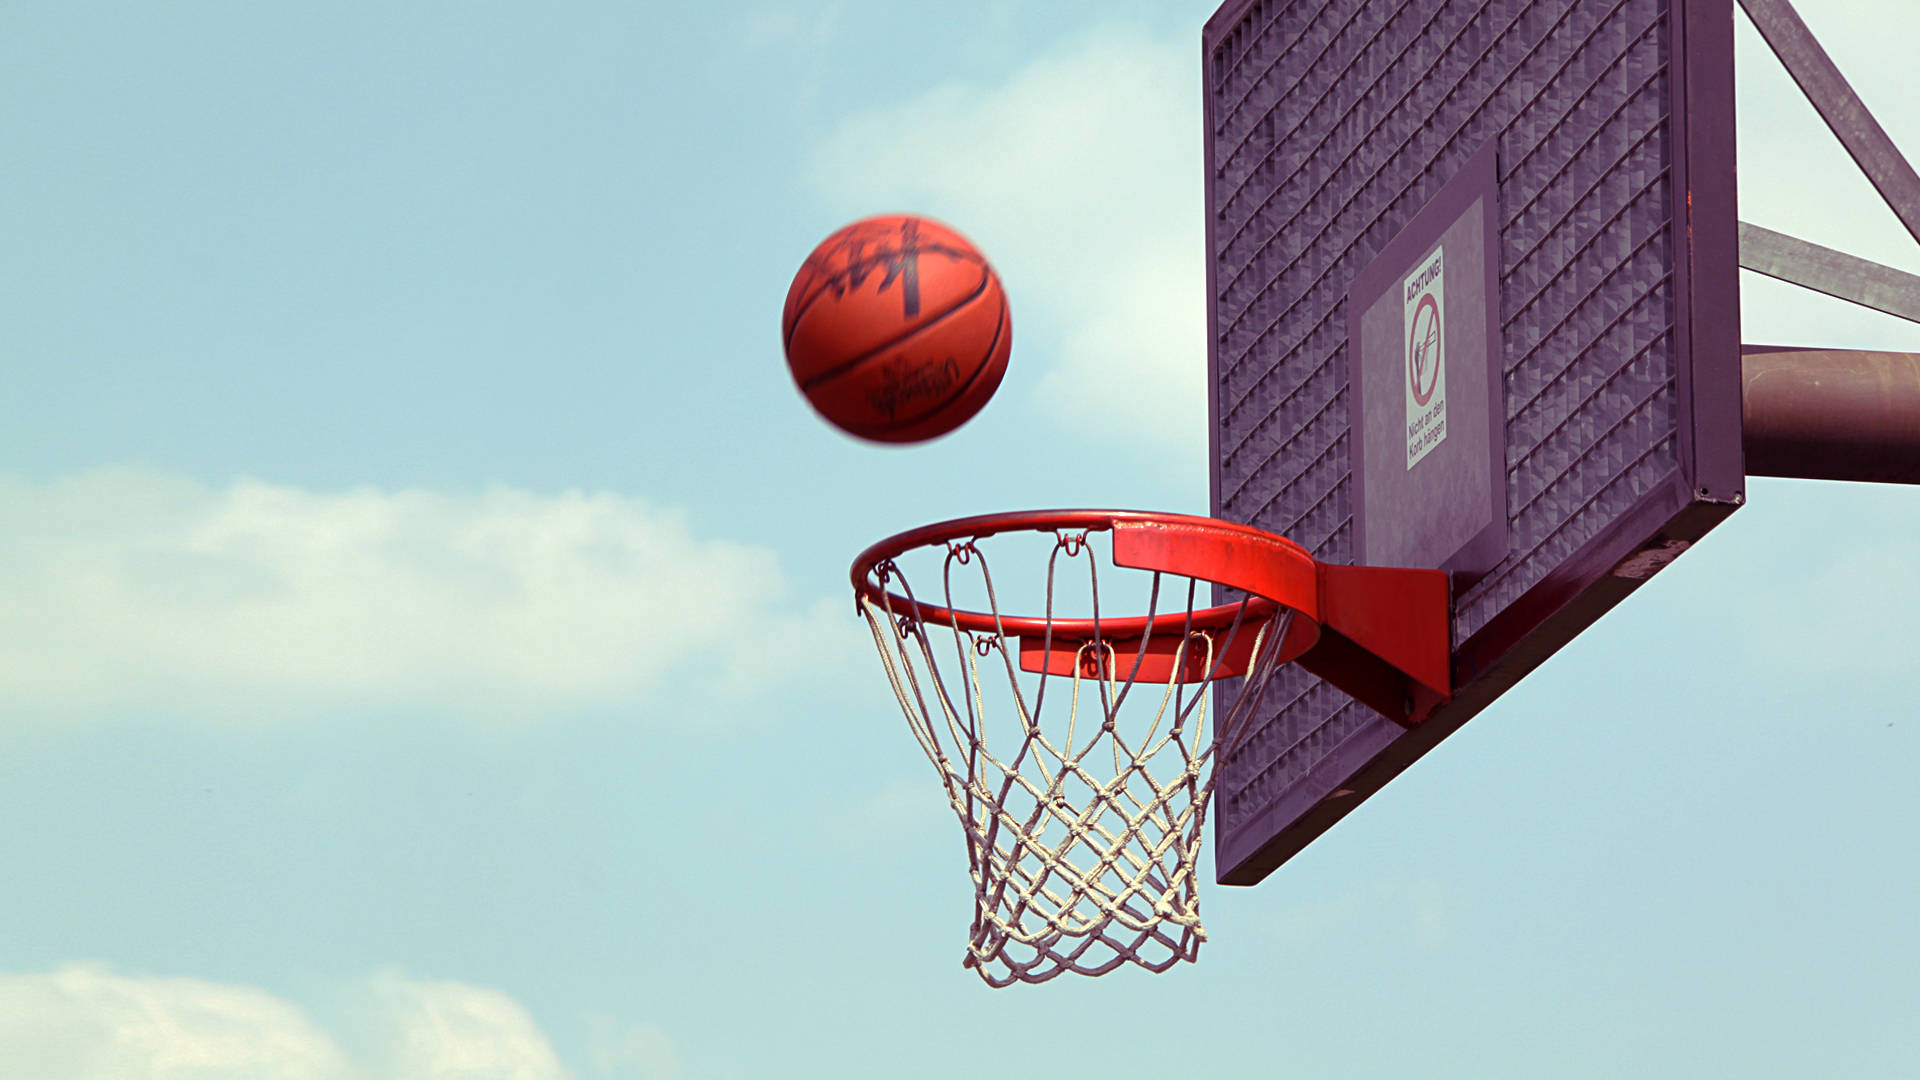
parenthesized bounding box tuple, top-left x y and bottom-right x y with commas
(850, 510, 1451, 985)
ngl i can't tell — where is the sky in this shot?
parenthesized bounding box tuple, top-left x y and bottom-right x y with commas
(2, 1, 1917, 1077)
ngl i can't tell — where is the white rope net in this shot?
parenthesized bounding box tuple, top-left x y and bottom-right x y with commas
(858, 526, 1290, 986)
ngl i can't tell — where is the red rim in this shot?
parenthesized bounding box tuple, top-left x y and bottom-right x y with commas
(850, 509, 1319, 645)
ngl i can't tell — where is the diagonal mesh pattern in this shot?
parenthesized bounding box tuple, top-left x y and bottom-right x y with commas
(1206, 0, 1680, 851)
(858, 528, 1290, 986)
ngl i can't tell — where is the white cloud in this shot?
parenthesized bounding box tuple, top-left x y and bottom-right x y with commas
(0, 966, 354, 1080)
(371, 974, 569, 1080)
(0, 467, 859, 722)
(0, 967, 581, 1080)
(809, 29, 1205, 466)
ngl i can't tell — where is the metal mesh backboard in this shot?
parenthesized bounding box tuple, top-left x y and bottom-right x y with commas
(1205, 0, 1745, 884)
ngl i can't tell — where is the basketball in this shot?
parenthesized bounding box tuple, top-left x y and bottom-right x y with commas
(783, 215, 1011, 443)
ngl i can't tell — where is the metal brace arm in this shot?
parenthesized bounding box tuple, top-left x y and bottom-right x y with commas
(1738, 0, 1920, 248)
(1739, 222, 1920, 325)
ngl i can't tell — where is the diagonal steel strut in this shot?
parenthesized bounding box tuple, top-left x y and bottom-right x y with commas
(1739, 222, 1920, 325)
(1738, 0, 1920, 249)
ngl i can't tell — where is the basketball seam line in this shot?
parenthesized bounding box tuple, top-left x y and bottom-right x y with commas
(783, 244, 987, 352)
(841, 292, 1009, 438)
(795, 270, 996, 392)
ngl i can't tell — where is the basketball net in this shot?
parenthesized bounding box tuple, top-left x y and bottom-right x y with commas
(857, 527, 1290, 986)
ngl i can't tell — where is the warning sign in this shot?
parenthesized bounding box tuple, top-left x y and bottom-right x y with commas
(1404, 245, 1446, 468)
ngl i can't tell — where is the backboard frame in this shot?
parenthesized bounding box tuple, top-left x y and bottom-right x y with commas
(1203, 0, 1746, 885)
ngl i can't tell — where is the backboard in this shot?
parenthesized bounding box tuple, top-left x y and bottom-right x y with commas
(1204, 0, 1746, 884)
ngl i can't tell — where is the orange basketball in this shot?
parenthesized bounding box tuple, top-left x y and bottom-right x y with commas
(783, 215, 1011, 443)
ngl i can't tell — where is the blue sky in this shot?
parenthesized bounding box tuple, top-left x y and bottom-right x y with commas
(3, 1, 1917, 1076)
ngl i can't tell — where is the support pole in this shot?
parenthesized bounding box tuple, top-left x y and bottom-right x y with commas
(1743, 347, 1920, 484)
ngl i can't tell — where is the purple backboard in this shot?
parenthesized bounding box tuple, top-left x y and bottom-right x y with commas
(1204, 0, 1746, 884)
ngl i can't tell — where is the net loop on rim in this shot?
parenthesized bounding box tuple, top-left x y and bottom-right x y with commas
(851, 511, 1308, 986)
